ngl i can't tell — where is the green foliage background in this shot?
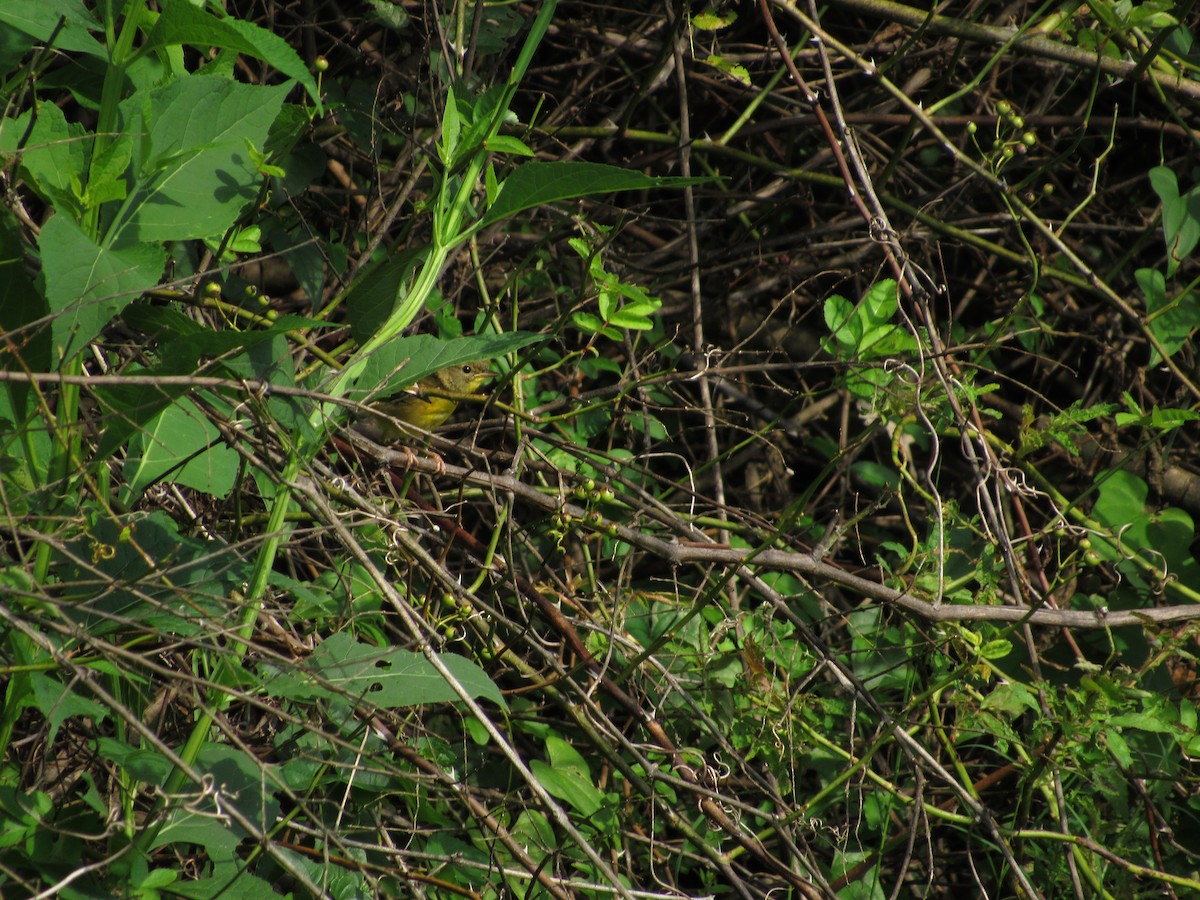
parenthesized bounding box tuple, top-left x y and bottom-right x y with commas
(2, 0, 1200, 897)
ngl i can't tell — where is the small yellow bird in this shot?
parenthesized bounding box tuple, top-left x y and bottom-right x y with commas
(366, 361, 492, 441)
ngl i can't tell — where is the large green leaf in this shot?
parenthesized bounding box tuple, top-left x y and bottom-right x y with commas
(122, 398, 239, 504)
(343, 244, 429, 344)
(267, 633, 505, 709)
(0, 0, 105, 57)
(474, 161, 713, 235)
(351, 331, 543, 403)
(113, 75, 289, 243)
(0, 103, 88, 217)
(55, 509, 244, 637)
(39, 215, 165, 364)
(144, 0, 321, 111)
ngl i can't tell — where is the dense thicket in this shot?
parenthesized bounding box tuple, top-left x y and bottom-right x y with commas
(2, 1, 1200, 897)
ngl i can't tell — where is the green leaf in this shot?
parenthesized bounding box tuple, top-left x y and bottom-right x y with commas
(1104, 727, 1132, 768)
(982, 682, 1041, 716)
(626, 410, 667, 439)
(96, 739, 175, 784)
(851, 461, 901, 491)
(444, 84, 516, 173)
(1142, 507, 1198, 585)
(244, 137, 286, 177)
(352, 332, 542, 402)
(607, 310, 656, 330)
(135, 869, 178, 891)
(510, 809, 554, 861)
(92, 309, 325, 462)
(545, 734, 591, 773)
(979, 639, 1012, 660)
(822, 280, 913, 363)
(1181, 700, 1197, 733)
(573, 311, 622, 340)
(1108, 712, 1175, 734)
(267, 633, 506, 709)
(528, 764, 601, 815)
(216, 332, 312, 439)
(859, 323, 900, 355)
(343, 245, 430, 343)
(144, 0, 321, 110)
(438, 84, 461, 166)
(0, 0, 106, 57)
(572, 312, 606, 333)
(1138, 267, 1199, 365)
(702, 55, 750, 86)
(597, 290, 618, 320)
(823, 294, 860, 351)
(1150, 165, 1200, 276)
(1115, 401, 1200, 431)
(39, 215, 166, 364)
(0, 102, 88, 217)
(223, 224, 263, 254)
(531, 735, 604, 816)
(475, 161, 714, 235)
(365, 0, 409, 30)
(1024, 400, 1118, 456)
(56, 509, 240, 636)
(0, 787, 53, 849)
(114, 75, 290, 243)
(483, 134, 534, 156)
(150, 744, 281, 857)
(81, 133, 132, 207)
(1092, 469, 1147, 533)
(122, 398, 240, 503)
(693, 10, 738, 29)
(862, 279, 899, 323)
(29, 674, 109, 751)
(1127, 3, 1178, 28)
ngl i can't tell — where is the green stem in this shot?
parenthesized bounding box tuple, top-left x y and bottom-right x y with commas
(86, 0, 143, 240)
